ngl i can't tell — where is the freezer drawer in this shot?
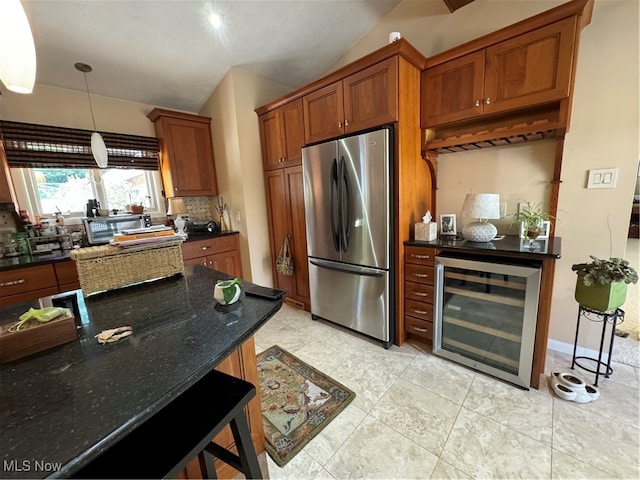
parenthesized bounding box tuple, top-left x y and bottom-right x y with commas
(308, 258, 390, 343)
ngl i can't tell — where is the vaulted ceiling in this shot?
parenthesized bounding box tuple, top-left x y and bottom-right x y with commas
(17, 0, 474, 112)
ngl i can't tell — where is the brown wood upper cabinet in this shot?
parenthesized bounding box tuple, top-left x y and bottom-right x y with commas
(147, 108, 218, 197)
(258, 99, 305, 171)
(303, 57, 398, 144)
(422, 17, 577, 128)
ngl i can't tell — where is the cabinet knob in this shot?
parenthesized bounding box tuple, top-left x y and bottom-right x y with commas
(412, 291, 428, 297)
(0, 278, 26, 287)
(412, 273, 429, 278)
(201, 246, 209, 250)
(411, 254, 430, 259)
(475, 100, 481, 107)
(413, 326, 428, 333)
(345, 120, 349, 127)
(338, 121, 342, 128)
(485, 97, 491, 105)
(413, 308, 428, 315)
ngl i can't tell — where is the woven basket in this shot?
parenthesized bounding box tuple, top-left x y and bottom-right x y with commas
(70, 241, 185, 296)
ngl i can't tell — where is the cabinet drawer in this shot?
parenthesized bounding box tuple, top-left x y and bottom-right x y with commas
(181, 235, 238, 260)
(404, 315, 433, 341)
(54, 260, 79, 287)
(405, 281, 434, 303)
(405, 246, 437, 266)
(405, 264, 435, 285)
(405, 298, 433, 322)
(0, 264, 57, 298)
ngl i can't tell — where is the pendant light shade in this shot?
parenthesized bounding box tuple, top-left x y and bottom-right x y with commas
(91, 131, 108, 168)
(0, 0, 37, 94)
(75, 62, 108, 168)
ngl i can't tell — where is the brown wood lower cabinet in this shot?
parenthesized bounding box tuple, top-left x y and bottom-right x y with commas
(403, 246, 438, 344)
(181, 234, 242, 278)
(179, 337, 265, 480)
(0, 262, 79, 307)
(264, 166, 310, 310)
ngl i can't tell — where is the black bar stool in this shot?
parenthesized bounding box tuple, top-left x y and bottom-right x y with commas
(71, 369, 262, 479)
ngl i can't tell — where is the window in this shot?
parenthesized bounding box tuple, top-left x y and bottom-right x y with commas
(11, 167, 165, 220)
(2, 120, 163, 221)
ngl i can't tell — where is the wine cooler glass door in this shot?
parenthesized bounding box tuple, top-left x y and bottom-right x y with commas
(434, 256, 541, 388)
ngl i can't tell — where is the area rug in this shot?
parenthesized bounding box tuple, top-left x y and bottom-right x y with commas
(256, 345, 355, 467)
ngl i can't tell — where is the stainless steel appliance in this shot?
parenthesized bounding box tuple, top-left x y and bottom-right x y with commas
(83, 214, 152, 245)
(302, 128, 393, 348)
(434, 255, 542, 388)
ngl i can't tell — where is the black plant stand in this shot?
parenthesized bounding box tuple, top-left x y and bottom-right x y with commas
(571, 305, 625, 387)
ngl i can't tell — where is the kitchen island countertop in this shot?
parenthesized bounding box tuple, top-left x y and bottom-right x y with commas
(0, 265, 282, 478)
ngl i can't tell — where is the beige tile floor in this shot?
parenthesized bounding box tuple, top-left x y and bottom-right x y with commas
(254, 304, 640, 480)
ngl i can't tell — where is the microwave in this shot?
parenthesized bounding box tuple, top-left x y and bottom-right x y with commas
(82, 214, 152, 245)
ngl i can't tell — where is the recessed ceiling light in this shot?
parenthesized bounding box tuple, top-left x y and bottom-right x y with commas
(209, 12, 222, 29)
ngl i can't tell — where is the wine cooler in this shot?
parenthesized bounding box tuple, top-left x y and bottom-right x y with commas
(434, 256, 542, 388)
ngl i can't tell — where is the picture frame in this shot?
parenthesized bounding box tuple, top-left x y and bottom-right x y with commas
(519, 220, 551, 239)
(440, 214, 457, 236)
(538, 220, 551, 239)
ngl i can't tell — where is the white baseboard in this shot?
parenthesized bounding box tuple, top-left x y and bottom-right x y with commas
(547, 338, 610, 363)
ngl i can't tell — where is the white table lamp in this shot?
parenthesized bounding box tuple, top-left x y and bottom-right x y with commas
(167, 197, 188, 234)
(460, 193, 500, 242)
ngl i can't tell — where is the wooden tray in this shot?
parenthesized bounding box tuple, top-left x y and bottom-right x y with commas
(0, 312, 78, 363)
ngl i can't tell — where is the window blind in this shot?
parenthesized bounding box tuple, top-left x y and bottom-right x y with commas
(0, 120, 159, 170)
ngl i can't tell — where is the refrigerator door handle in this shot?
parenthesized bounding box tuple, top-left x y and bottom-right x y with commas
(309, 259, 384, 277)
(330, 158, 340, 252)
(339, 156, 350, 252)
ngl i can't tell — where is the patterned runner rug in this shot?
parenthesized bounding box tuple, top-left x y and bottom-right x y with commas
(257, 345, 355, 467)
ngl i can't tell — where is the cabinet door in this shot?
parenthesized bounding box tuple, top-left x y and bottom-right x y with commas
(484, 17, 576, 115)
(343, 57, 398, 134)
(284, 165, 310, 306)
(264, 167, 310, 308)
(264, 169, 293, 294)
(421, 50, 485, 127)
(280, 99, 305, 167)
(207, 250, 242, 277)
(258, 109, 284, 171)
(0, 142, 15, 203)
(303, 81, 344, 144)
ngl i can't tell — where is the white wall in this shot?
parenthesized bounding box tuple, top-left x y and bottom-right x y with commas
(200, 68, 293, 286)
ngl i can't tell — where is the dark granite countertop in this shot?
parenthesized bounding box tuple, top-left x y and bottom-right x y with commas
(0, 265, 282, 479)
(0, 232, 240, 272)
(406, 234, 561, 259)
(0, 250, 72, 271)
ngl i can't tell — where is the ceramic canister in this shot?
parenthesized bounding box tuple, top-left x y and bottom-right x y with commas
(214, 279, 241, 305)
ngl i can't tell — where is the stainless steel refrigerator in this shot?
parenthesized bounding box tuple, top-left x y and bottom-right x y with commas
(302, 128, 393, 348)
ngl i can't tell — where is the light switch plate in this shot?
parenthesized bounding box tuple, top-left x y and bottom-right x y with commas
(587, 168, 618, 189)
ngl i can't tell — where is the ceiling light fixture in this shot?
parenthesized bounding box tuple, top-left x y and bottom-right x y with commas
(209, 12, 222, 29)
(75, 62, 108, 168)
(0, 0, 37, 94)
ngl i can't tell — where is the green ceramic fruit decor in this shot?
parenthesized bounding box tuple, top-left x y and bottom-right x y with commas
(572, 256, 638, 312)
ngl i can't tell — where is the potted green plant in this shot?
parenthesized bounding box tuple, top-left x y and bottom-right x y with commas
(571, 256, 638, 311)
(509, 202, 553, 247)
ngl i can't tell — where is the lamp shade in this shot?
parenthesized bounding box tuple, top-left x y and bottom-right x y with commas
(461, 193, 500, 242)
(460, 193, 500, 220)
(0, 0, 36, 94)
(91, 131, 108, 168)
(167, 197, 187, 216)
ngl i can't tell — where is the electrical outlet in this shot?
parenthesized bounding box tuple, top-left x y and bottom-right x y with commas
(235, 211, 241, 224)
(587, 168, 618, 189)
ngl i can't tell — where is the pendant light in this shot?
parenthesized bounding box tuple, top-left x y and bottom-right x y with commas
(0, 0, 37, 94)
(75, 62, 108, 168)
